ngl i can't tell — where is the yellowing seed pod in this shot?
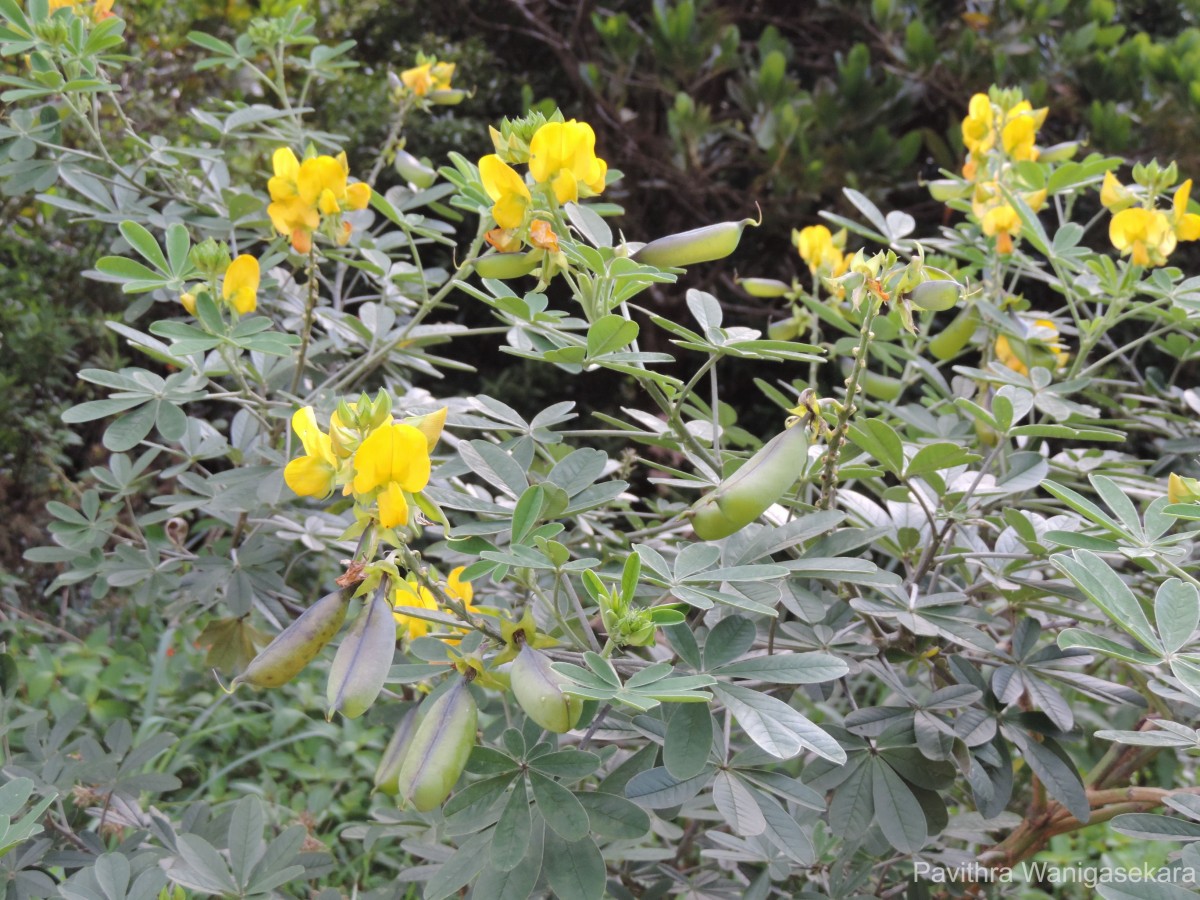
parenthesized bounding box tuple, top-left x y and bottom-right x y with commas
(910, 279, 963, 312)
(230, 590, 350, 690)
(632, 218, 758, 269)
(374, 706, 422, 796)
(393, 150, 437, 189)
(326, 591, 397, 720)
(394, 679, 478, 811)
(690, 424, 807, 541)
(510, 644, 583, 733)
(471, 251, 541, 279)
(928, 307, 979, 361)
(738, 277, 791, 298)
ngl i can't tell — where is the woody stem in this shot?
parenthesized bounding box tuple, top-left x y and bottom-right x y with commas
(817, 294, 878, 510)
(290, 247, 320, 397)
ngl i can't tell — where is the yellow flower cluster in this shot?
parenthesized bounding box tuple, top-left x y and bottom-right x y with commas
(792, 225, 848, 277)
(283, 404, 447, 530)
(1168, 473, 1200, 505)
(401, 60, 455, 97)
(392, 568, 476, 642)
(181, 254, 260, 317)
(1102, 172, 1200, 267)
(995, 318, 1069, 376)
(960, 91, 1049, 255)
(477, 119, 607, 244)
(267, 148, 371, 255)
(49, 0, 113, 21)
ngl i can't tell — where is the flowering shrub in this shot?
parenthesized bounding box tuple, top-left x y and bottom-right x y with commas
(7, 4, 1200, 899)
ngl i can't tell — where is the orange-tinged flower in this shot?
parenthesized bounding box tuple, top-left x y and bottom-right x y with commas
(479, 154, 531, 229)
(529, 219, 559, 252)
(284, 407, 338, 498)
(400, 61, 455, 97)
(982, 204, 1020, 254)
(995, 318, 1069, 375)
(1109, 207, 1175, 267)
(485, 227, 523, 253)
(222, 254, 259, 316)
(267, 148, 370, 252)
(528, 120, 607, 203)
(352, 423, 432, 528)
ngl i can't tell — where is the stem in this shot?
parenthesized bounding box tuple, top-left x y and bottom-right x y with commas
(817, 294, 879, 510)
(289, 247, 320, 397)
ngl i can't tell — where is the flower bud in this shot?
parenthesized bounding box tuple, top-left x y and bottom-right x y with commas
(189, 238, 232, 279)
(231, 590, 350, 690)
(394, 679, 478, 811)
(510, 644, 583, 733)
(690, 423, 807, 541)
(633, 218, 758, 269)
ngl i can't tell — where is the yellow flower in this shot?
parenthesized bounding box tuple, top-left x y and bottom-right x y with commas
(479, 154, 531, 230)
(528, 120, 607, 204)
(404, 406, 448, 452)
(981, 204, 1020, 255)
(391, 566, 475, 642)
(1171, 179, 1200, 242)
(1100, 171, 1136, 212)
(1109, 207, 1175, 267)
(401, 61, 455, 97)
(284, 407, 338, 498)
(793, 224, 847, 276)
(267, 148, 370, 253)
(222, 254, 259, 316)
(1168, 473, 1200, 504)
(999, 101, 1046, 162)
(962, 93, 995, 157)
(352, 423, 432, 528)
(995, 318, 1069, 375)
(180, 291, 197, 315)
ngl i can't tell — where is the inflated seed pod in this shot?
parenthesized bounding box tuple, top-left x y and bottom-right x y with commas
(374, 706, 422, 796)
(230, 590, 350, 690)
(910, 279, 963, 312)
(690, 423, 808, 541)
(632, 218, 757, 269)
(471, 251, 541, 279)
(393, 150, 437, 189)
(326, 590, 397, 719)
(510, 644, 584, 733)
(927, 179, 970, 202)
(738, 277, 791, 298)
(394, 679, 478, 811)
(928, 307, 979, 361)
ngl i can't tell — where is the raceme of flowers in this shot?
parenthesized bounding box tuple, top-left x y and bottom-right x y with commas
(283, 403, 446, 529)
(267, 148, 371, 255)
(49, 0, 114, 22)
(960, 91, 1049, 255)
(392, 567, 476, 642)
(181, 254, 260, 317)
(401, 60, 455, 97)
(995, 318, 1070, 376)
(477, 119, 607, 247)
(1102, 171, 1200, 268)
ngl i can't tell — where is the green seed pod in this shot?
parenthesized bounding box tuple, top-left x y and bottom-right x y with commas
(428, 88, 467, 106)
(394, 679, 478, 812)
(910, 279, 963, 312)
(230, 590, 350, 690)
(510, 644, 584, 733)
(393, 150, 437, 189)
(859, 369, 905, 401)
(927, 179, 970, 202)
(1038, 141, 1079, 164)
(767, 316, 800, 341)
(738, 277, 791, 298)
(928, 307, 979, 361)
(326, 591, 397, 719)
(691, 424, 808, 541)
(374, 706, 422, 796)
(632, 218, 758, 269)
(471, 251, 541, 279)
